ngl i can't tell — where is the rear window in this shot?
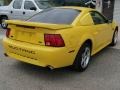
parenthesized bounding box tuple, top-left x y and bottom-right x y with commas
(28, 8, 80, 24)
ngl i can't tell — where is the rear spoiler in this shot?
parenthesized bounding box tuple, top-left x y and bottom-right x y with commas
(6, 20, 73, 30)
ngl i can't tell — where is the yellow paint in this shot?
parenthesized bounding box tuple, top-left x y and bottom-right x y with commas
(3, 7, 117, 68)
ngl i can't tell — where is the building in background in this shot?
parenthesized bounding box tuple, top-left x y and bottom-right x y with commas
(113, 0, 120, 24)
(102, 0, 115, 20)
(96, 0, 103, 12)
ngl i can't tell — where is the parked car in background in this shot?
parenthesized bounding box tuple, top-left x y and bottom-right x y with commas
(3, 7, 118, 72)
(0, 0, 98, 29)
(0, 0, 56, 29)
(51, 0, 96, 8)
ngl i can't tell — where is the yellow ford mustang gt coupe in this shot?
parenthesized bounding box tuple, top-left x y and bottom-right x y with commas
(3, 7, 118, 71)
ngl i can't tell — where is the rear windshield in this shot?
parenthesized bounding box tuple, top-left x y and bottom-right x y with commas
(28, 8, 80, 24)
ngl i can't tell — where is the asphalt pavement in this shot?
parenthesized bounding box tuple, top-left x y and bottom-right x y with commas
(0, 27, 120, 90)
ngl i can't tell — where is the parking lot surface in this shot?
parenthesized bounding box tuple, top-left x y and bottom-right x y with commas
(0, 28, 120, 90)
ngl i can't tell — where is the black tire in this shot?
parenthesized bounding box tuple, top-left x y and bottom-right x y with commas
(1, 16, 8, 29)
(73, 43, 91, 72)
(110, 30, 118, 46)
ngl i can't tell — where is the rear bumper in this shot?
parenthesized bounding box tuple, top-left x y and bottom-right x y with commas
(3, 38, 75, 68)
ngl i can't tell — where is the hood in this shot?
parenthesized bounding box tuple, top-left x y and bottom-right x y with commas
(0, 6, 9, 10)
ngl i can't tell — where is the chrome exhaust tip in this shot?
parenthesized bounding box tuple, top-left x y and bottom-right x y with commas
(47, 65, 54, 70)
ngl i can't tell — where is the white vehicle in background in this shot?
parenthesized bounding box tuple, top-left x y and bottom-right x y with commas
(0, 0, 54, 29)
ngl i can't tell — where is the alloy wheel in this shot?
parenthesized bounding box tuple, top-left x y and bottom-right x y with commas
(81, 47, 91, 68)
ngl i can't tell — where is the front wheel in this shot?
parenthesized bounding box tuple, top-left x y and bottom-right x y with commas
(73, 43, 91, 72)
(110, 30, 118, 46)
(1, 16, 8, 29)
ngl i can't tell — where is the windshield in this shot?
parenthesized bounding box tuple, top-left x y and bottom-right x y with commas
(28, 8, 80, 24)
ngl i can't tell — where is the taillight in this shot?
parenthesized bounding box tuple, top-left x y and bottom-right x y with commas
(44, 34, 65, 47)
(6, 28, 11, 38)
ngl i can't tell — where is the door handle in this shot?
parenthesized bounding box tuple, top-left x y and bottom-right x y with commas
(23, 12, 25, 15)
(10, 11, 13, 14)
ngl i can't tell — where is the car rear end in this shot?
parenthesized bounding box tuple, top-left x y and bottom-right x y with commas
(3, 20, 75, 69)
(3, 8, 81, 69)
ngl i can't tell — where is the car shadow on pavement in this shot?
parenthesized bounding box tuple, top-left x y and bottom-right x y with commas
(10, 46, 120, 81)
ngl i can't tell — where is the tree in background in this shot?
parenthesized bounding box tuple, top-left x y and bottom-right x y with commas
(4, 0, 12, 5)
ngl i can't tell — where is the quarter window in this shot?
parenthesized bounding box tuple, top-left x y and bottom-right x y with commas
(90, 11, 107, 25)
(24, 1, 36, 10)
(13, 0, 23, 9)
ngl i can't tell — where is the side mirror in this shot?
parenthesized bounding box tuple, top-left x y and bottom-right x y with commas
(108, 20, 112, 23)
(30, 7, 37, 11)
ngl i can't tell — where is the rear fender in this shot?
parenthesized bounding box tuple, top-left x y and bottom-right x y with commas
(75, 34, 95, 56)
(112, 21, 118, 31)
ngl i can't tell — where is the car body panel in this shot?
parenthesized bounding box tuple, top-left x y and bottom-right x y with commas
(3, 38, 75, 68)
(3, 7, 118, 68)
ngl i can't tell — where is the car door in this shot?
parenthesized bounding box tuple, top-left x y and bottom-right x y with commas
(90, 11, 112, 49)
(9, 0, 24, 20)
(22, 0, 40, 20)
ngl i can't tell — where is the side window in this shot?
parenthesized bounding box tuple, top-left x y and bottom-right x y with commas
(24, 1, 36, 10)
(13, 0, 23, 9)
(90, 11, 107, 25)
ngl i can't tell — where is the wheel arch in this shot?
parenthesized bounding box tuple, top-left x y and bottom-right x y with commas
(72, 38, 93, 71)
(0, 15, 8, 23)
(84, 39, 93, 50)
(115, 26, 118, 31)
(112, 21, 118, 31)
(75, 37, 94, 57)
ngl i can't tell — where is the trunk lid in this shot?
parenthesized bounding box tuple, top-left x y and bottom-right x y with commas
(6, 20, 72, 45)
